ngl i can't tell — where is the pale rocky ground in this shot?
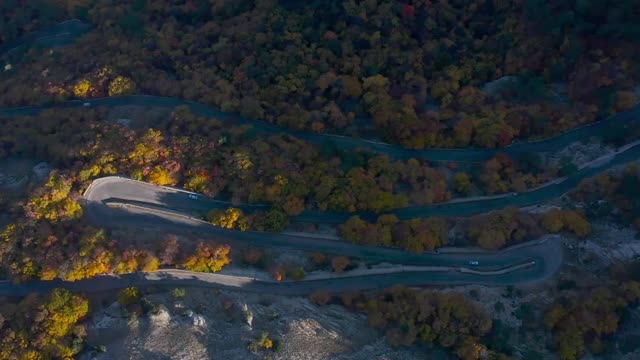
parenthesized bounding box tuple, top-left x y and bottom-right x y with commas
(80, 280, 565, 360)
(80, 221, 640, 360)
(82, 225, 563, 360)
(547, 141, 613, 169)
(81, 287, 439, 360)
(0, 157, 47, 193)
(580, 222, 640, 267)
(0, 157, 51, 227)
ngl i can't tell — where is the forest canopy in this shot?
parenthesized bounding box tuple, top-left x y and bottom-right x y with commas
(0, 288, 89, 359)
(1, 0, 638, 149)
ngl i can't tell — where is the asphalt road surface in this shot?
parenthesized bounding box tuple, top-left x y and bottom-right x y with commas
(60, 133, 637, 295)
(3, 188, 562, 297)
(0, 255, 554, 297)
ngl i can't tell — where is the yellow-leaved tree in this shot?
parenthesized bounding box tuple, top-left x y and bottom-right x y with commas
(180, 242, 231, 273)
(0, 289, 89, 359)
(128, 129, 164, 166)
(147, 165, 177, 186)
(60, 229, 114, 281)
(108, 76, 136, 96)
(207, 207, 248, 231)
(73, 78, 92, 98)
(541, 209, 591, 238)
(28, 172, 82, 222)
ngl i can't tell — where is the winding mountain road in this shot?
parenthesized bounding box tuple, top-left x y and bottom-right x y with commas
(0, 177, 565, 296)
(42, 132, 632, 295)
(0, 20, 636, 296)
(84, 177, 558, 269)
(0, 175, 563, 296)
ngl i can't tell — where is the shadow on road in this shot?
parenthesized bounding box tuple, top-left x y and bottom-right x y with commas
(0, 261, 547, 298)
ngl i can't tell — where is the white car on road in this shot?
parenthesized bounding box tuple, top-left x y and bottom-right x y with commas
(188, 194, 198, 200)
(468, 260, 479, 266)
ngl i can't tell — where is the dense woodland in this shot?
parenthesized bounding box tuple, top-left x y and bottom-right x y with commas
(1, 2, 640, 360)
(0, 107, 557, 221)
(0, 216, 231, 282)
(572, 165, 640, 230)
(331, 286, 510, 360)
(545, 261, 640, 360)
(0, 105, 584, 280)
(340, 206, 590, 251)
(466, 207, 590, 249)
(0, 288, 89, 359)
(0, 0, 67, 47)
(1, 0, 639, 149)
(340, 214, 449, 252)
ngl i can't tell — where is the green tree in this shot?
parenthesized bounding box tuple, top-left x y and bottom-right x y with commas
(453, 172, 473, 195)
(263, 209, 289, 232)
(108, 76, 136, 96)
(339, 216, 369, 243)
(118, 287, 141, 306)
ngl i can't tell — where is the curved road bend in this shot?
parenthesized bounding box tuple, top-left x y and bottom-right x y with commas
(80, 178, 563, 281)
(0, 255, 553, 297)
(84, 181, 561, 270)
(85, 141, 640, 225)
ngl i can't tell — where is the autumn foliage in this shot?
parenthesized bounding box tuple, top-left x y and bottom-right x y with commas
(340, 215, 449, 253)
(3, 0, 635, 152)
(330, 256, 350, 273)
(544, 281, 640, 360)
(0, 288, 89, 359)
(572, 165, 640, 229)
(26, 172, 82, 222)
(208, 208, 249, 231)
(358, 286, 502, 359)
(0, 215, 231, 282)
(541, 209, 591, 238)
(180, 242, 231, 273)
(0, 108, 465, 220)
(0, 223, 116, 282)
(479, 153, 551, 194)
(466, 207, 591, 249)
